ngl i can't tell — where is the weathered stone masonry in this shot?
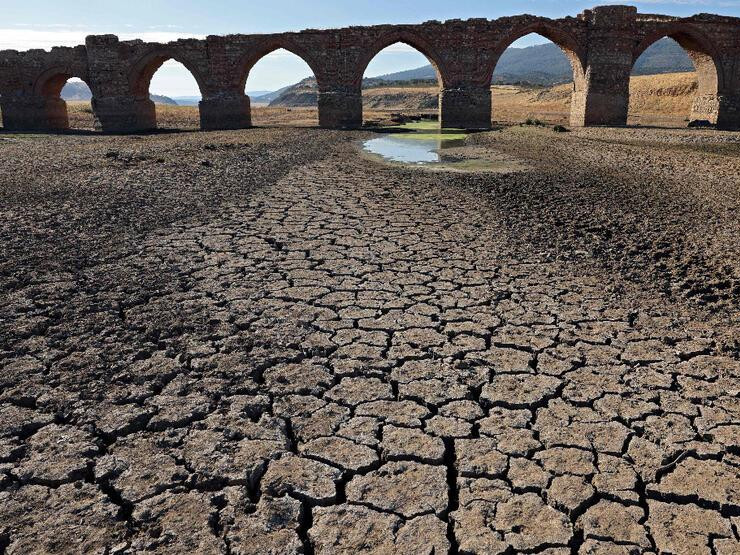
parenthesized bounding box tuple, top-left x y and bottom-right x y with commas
(1, 5, 739, 132)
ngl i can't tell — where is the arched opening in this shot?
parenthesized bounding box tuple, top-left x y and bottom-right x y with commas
(485, 25, 586, 127)
(627, 32, 720, 128)
(59, 77, 97, 130)
(130, 54, 204, 130)
(489, 29, 585, 126)
(33, 71, 98, 131)
(242, 48, 318, 127)
(359, 39, 444, 127)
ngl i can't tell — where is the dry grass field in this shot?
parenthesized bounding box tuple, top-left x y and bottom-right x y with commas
(362, 85, 439, 111)
(43, 71, 702, 131)
(491, 72, 698, 126)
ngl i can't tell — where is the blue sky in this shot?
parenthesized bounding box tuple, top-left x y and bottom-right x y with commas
(3, 0, 739, 96)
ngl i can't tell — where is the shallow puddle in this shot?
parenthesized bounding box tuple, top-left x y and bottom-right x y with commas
(363, 122, 466, 164)
(362, 121, 526, 173)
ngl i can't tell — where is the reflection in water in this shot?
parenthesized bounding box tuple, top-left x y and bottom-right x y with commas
(363, 123, 467, 165)
(362, 123, 525, 173)
(363, 136, 443, 164)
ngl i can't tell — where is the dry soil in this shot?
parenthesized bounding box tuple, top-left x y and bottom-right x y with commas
(0, 123, 739, 554)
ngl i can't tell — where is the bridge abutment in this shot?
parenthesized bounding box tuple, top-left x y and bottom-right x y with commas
(716, 95, 740, 129)
(90, 96, 153, 133)
(133, 98, 157, 130)
(571, 89, 630, 127)
(440, 87, 491, 129)
(1, 96, 69, 131)
(691, 94, 722, 126)
(200, 95, 251, 130)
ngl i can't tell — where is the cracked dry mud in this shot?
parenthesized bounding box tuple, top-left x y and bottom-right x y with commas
(1, 126, 739, 554)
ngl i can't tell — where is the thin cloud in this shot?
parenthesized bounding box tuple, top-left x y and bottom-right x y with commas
(0, 25, 425, 54)
(0, 28, 205, 52)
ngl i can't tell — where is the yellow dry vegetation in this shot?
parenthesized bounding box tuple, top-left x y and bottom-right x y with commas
(492, 71, 699, 126)
(47, 72, 702, 131)
(627, 71, 697, 126)
(362, 86, 438, 111)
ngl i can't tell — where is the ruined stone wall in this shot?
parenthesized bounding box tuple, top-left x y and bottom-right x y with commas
(1, 5, 739, 132)
(565, 8, 740, 128)
(0, 46, 88, 130)
(83, 35, 212, 132)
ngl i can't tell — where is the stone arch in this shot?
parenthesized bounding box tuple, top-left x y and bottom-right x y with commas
(129, 49, 206, 100)
(236, 39, 322, 93)
(487, 20, 587, 92)
(354, 31, 447, 89)
(128, 49, 206, 129)
(633, 24, 722, 97)
(630, 24, 723, 126)
(231, 39, 323, 127)
(33, 67, 89, 97)
(354, 31, 448, 125)
(31, 66, 95, 130)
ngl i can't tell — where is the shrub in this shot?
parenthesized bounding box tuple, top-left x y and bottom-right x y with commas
(553, 125, 569, 133)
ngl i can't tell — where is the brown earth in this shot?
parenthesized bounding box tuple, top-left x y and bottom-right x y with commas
(0, 117, 739, 553)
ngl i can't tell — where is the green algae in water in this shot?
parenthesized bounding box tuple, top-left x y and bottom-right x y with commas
(363, 122, 469, 164)
(395, 121, 468, 142)
(363, 122, 526, 172)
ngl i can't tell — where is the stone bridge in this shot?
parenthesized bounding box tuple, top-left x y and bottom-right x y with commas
(1, 5, 739, 132)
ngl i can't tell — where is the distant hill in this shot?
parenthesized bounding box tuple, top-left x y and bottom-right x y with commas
(374, 38, 693, 86)
(261, 38, 694, 107)
(632, 39, 695, 75)
(171, 96, 201, 106)
(252, 83, 298, 105)
(262, 78, 317, 107)
(61, 81, 177, 105)
(375, 42, 573, 85)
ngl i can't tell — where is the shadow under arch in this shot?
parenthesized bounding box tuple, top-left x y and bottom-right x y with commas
(32, 66, 97, 131)
(128, 49, 207, 130)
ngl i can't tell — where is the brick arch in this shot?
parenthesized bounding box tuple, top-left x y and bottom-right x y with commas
(353, 31, 448, 88)
(633, 24, 722, 95)
(236, 39, 323, 93)
(33, 66, 91, 98)
(487, 20, 587, 91)
(30, 66, 95, 130)
(128, 49, 206, 100)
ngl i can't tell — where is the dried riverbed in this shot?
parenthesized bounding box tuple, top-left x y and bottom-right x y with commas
(1, 125, 739, 554)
